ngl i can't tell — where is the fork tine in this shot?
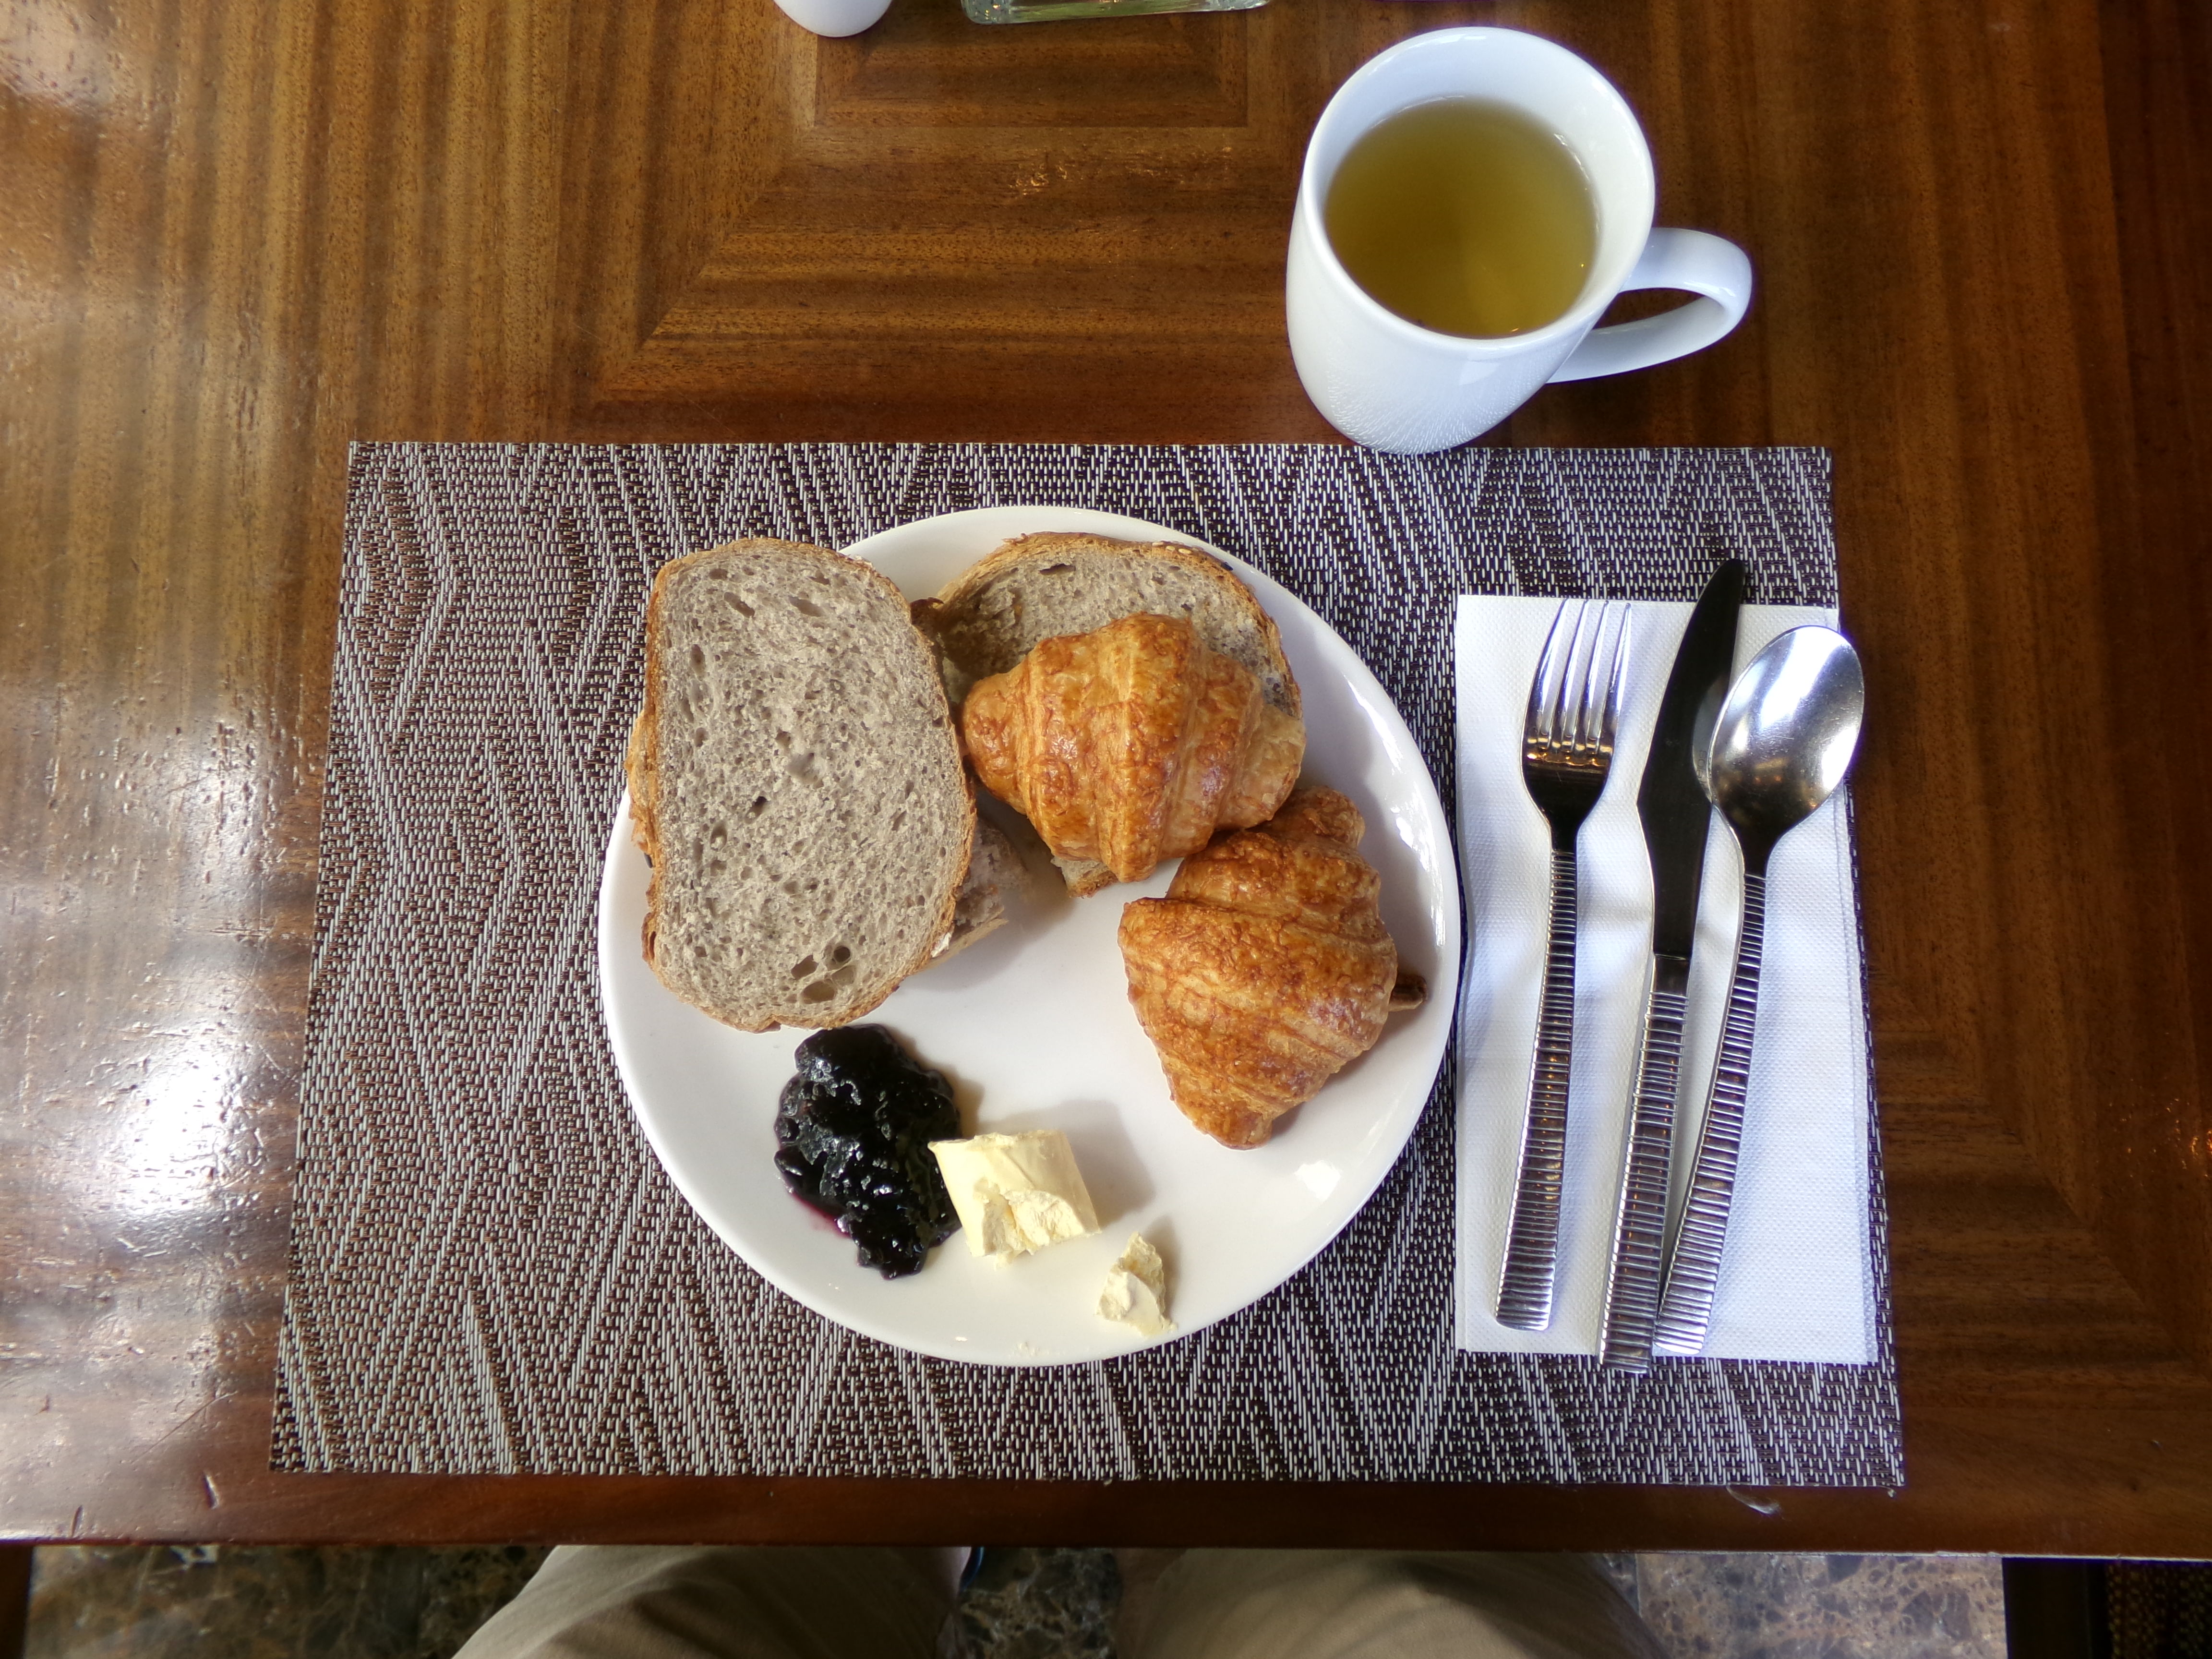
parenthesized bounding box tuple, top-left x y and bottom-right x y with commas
(1570, 601, 1599, 757)
(1525, 600, 1573, 749)
(1524, 601, 1564, 745)
(1547, 599, 1594, 758)
(1598, 606, 1630, 756)
(1569, 600, 1612, 759)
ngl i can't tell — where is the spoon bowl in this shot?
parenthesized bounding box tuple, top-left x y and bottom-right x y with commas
(1706, 625, 1865, 864)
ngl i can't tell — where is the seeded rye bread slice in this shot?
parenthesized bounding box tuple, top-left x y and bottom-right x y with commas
(627, 538, 976, 1032)
(914, 532, 1301, 896)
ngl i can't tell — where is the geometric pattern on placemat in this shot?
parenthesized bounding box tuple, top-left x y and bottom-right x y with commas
(275, 443, 1900, 1484)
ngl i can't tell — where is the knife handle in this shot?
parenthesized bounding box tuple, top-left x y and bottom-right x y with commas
(1497, 845, 1580, 1331)
(1599, 956, 1692, 1372)
(1655, 867, 1769, 1357)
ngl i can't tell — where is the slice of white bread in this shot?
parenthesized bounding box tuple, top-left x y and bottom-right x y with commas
(628, 538, 974, 1031)
(915, 532, 1299, 895)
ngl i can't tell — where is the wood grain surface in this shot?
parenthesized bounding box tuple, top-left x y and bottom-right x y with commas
(3, 0, 2210, 1551)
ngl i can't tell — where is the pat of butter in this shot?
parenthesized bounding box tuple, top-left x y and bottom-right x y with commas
(1098, 1234, 1173, 1336)
(930, 1131, 1099, 1263)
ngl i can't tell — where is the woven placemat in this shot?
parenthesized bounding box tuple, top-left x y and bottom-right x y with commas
(275, 442, 1901, 1485)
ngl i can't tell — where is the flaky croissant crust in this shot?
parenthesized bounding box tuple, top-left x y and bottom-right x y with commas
(1119, 788, 1417, 1149)
(962, 612, 1304, 890)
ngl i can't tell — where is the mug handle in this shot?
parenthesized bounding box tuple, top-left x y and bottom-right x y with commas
(1548, 229, 1754, 383)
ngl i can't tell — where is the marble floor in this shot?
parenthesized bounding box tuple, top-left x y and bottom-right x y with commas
(1621, 1554, 2003, 1658)
(24, 1544, 2006, 1658)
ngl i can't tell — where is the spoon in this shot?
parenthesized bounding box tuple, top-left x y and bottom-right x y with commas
(1652, 625, 1865, 1357)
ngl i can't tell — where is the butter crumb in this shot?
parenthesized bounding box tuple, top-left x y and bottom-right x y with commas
(1099, 1234, 1173, 1336)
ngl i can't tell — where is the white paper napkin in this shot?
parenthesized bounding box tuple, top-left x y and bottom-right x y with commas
(1454, 595, 1875, 1364)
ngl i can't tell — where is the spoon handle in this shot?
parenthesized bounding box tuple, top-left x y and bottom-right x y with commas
(1653, 865, 1769, 1356)
(1496, 844, 1581, 1330)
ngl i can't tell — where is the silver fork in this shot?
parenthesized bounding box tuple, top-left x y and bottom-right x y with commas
(1496, 599, 1630, 1331)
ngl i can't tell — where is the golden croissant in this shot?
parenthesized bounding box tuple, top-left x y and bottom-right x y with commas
(961, 612, 1304, 894)
(1118, 787, 1425, 1149)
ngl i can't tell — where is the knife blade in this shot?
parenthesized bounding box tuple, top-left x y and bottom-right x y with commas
(1598, 558, 1745, 1372)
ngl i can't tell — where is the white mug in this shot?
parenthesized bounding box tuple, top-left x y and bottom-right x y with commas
(1286, 29, 1753, 455)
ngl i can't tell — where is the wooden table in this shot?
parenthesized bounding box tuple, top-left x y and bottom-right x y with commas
(3, 0, 2209, 1556)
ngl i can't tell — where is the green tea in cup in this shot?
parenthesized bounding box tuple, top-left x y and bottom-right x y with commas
(1322, 98, 1598, 339)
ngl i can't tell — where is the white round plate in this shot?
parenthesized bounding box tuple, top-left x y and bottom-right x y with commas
(598, 505, 1459, 1366)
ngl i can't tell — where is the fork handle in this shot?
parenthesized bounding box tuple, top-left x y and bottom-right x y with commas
(1599, 954, 1692, 1372)
(1654, 866, 1769, 1357)
(1497, 844, 1581, 1330)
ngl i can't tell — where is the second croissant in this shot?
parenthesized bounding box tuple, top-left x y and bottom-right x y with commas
(1119, 787, 1425, 1149)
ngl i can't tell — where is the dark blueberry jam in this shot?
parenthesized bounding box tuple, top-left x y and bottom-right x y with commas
(774, 1025, 961, 1278)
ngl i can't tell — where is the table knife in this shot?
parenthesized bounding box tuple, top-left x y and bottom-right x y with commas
(1598, 559, 1745, 1372)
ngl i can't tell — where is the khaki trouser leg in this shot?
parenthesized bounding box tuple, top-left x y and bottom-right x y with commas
(458, 1544, 1660, 1659)
(1124, 1550, 1666, 1659)
(453, 1546, 959, 1659)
